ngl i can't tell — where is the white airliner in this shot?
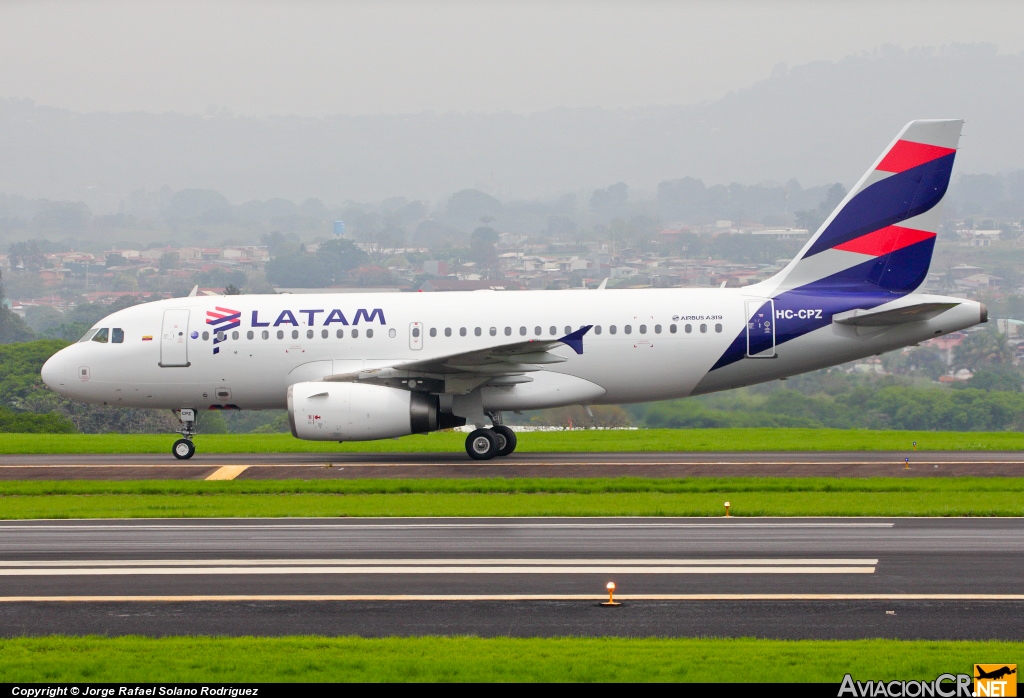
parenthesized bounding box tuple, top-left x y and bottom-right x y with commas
(42, 119, 985, 460)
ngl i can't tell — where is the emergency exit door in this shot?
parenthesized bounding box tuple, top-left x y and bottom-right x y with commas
(409, 322, 424, 350)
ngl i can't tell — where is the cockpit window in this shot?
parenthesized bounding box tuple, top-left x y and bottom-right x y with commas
(91, 328, 109, 344)
(112, 328, 124, 344)
(78, 329, 100, 343)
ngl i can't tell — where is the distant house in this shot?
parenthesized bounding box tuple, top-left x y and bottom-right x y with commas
(417, 279, 523, 292)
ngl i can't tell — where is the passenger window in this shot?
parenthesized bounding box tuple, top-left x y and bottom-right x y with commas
(624, 325, 632, 335)
(336, 329, 344, 338)
(520, 326, 527, 336)
(609, 325, 617, 335)
(654, 325, 662, 334)
(352, 329, 359, 338)
(277, 330, 284, 339)
(366, 329, 374, 338)
(685, 324, 692, 333)
(306, 329, 314, 339)
(429, 328, 437, 337)
(475, 327, 482, 337)
(639, 325, 647, 334)
(412, 327, 420, 338)
(292, 330, 299, 339)
(715, 323, 723, 333)
(202, 331, 210, 341)
(594, 326, 602, 335)
(700, 324, 707, 333)
(490, 327, 497, 336)
(112, 328, 124, 344)
(535, 326, 542, 335)
(445, 328, 452, 337)
(460, 328, 467, 337)
(322, 329, 329, 339)
(233, 331, 240, 340)
(247, 331, 255, 340)
(549, 326, 557, 335)
(389, 329, 396, 338)
(91, 328, 109, 343)
(262, 330, 269, 340)
(564, 326, 571, 334)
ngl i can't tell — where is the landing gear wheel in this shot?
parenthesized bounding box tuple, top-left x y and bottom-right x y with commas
(172, 438, 196, 460)
(491, 425, 517, 457)
(465, 428, 499, 460)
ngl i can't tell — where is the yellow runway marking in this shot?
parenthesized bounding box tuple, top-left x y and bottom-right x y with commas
(205, 466, 248, 480)
(0, 594, 1021, 602)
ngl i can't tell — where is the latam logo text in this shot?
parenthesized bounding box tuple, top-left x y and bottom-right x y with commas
(206, 307, 242, 355)
(250, 308, 386, 327)
(838, 673, 973, 697)
(975, 665, 1017, 697)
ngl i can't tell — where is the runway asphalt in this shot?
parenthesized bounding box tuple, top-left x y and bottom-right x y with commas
(0, 517, 1021, 639)
(1, 450, 1023, 479)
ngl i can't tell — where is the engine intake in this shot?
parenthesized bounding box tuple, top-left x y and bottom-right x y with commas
(288, 381, 462, 441)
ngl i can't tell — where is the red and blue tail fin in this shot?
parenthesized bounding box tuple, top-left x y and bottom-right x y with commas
(768, 119, 962, 296)
(710, 120, 963, 373)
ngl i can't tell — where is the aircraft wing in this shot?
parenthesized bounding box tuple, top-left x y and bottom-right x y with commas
(322, 325, 593, 394)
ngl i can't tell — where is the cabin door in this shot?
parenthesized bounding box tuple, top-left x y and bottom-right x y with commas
(744, 298, 776, 358)
(160, 309, 191, 367)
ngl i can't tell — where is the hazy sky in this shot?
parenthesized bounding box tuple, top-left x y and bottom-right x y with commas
(3, 0, 1023, 116)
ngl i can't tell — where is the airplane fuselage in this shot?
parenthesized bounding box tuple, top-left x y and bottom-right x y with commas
(42, 284, 985, 414)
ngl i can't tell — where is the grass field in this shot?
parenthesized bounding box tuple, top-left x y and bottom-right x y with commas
(0, 636, 1019, 682)
(1, 478, 1021, 518)
(3, 428, 1024, 453)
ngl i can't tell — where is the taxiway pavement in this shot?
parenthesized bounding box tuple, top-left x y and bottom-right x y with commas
(1, 450, 1022, 479)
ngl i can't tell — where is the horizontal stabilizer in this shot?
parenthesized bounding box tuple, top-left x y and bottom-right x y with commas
(833, 302, 959, 327)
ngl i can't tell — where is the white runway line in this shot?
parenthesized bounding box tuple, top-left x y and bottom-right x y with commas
(0, 558, 879, 567)
(0, 558, 877, 576)
(0, 566, 877, 576)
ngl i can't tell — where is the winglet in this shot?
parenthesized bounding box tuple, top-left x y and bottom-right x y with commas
(558, 325, 593, 355)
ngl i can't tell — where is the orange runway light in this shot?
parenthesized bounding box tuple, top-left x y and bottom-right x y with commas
(601, 581, 620, 607)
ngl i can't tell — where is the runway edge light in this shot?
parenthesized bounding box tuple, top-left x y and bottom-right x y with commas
(724, 501, 731, 517)
(601, 581, 620, 607)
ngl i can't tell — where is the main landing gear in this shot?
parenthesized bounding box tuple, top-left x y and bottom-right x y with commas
(465, 412, 517, 461)
(172, 408, 197, 460)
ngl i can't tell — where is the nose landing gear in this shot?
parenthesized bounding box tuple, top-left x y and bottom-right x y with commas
(464, 412, 517, 461)
(172, 408, 197, 460)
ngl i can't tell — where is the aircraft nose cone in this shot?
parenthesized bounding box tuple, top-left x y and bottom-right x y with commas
(41, 352, 67, 392)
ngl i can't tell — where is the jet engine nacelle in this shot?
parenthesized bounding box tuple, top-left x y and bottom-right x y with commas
(288, 381, 447, 441)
